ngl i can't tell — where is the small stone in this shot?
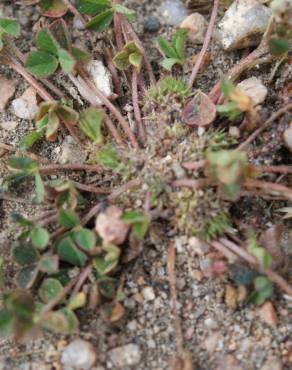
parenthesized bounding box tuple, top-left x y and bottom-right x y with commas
(229, 126, 240, 138)
(258, 301, 278, 326)
(204, 333, 221, 353)
(283, 123, 292, 153)
(95, 205, 130, 245)
(190, 269, 203, 281)
(237, 285, 247, 302)
(61, 339, 97, 370)
(180, 13, 208, 44)
(189, 237, 210, 255)
(124, 298, 136, 309)
(77, 60, 113, 105)
(108, 344, 141, 368)
(73, 15, 85, 30)
(0, 76, 16, 112)
(215, 355, 243, 370)
(237, 77, 268, 106)
(143, 16, 161, 32)
(0, 121, 19, 131)
(216, 0, 272, 51)
(147, 339, 156, 349)
(142, 286, 155, 301)
(59, 135, 87, 164)
(204, 317, 219, 330)
(260, 357, 282, 370)
(127, 320, 138, 331)
(20, 363, 48, 370)
(225, 284, 238, 310)
(172, 162, 186, 179)
(176, 277, 186, 290)
(12, 87, 38, 119)
(159, 0, 188, 26)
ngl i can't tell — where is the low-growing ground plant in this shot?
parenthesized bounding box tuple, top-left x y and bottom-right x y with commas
(0, 0, 291, 345)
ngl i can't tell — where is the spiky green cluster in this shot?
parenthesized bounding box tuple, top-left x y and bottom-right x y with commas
(147, 77, 191, 104)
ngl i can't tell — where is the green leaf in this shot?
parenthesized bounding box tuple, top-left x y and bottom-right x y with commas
(97, 144, 120, 169)
(79, 107, 104, 143)
(98, 277, 116, 298)
(129, 52, 143, 72)
(60, 308, 79, 332)
(26, 51, 59, 78)
(45, 111, 60, 141)
(247, 233, 273, 269)
(270, 37, 289, 56)
(113, 50, 131, 70)
(114, 4, 136, 21)
(17, 264, 39, 289)
(48, 18, 71, 50)
(58, 48, 76, 73)
(57, 237, 88, 266)
(0, 18, 20, 36)
(39, 255, 59, 274)
(13, 245, 39, 265)
(220, 79, 234, 97)
(94, 255, 118, 275)
(73, 228, 96, 251)
(77, 0, 111, 15)
(11, 213, 34, 227)
(55, 104, 79, 125)
(30, 227, 50, 250)
(250, 276, 274, 305)
(86, 9, 114, 32)
(41, 308, 79, 333)
(71, 46, 92, 63)
(0, 309, 13, 337)
(58, 209, 80, 229)
(39, 0, 68, 18)
(121, 211, 150, 240)
(5, 290, 35, 322)
(67, 292, 86, 310)
(19, 131, 43, 150)
(157, 36, 178, 59)
(34, 173, 45, 203)
(38, 278, 63, 303)
(160, 58, 180, 71)
(173, 28, 187, 59)
(36, 28, 59, 55)
(8, 156, 38, 172)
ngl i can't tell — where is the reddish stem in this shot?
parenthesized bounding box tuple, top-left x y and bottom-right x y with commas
(238, 102, 292, 150)
(63, 0, 87, 25)
(114, 13, 124, 51)
(181, 160, 207, 171)
(105, 116, 125, 147)
(219, 238, 292, 297)
(258, 165, 292, 175)
(7, 60, 53, 101)
(76, 70, 139, 149)
(243, 179, 292, 201)
(172, 178, 210, 188)
(188, 0, 219, 87)
(132, 68, 145, 142)
(105, 49, 123, 98)
(71, 181, 110, 195)
(0, 143, 50, 164)
(39, 163, 102, 174)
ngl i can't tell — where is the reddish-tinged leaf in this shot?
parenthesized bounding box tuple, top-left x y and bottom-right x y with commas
(39, 0, 68, 18)
(182, 91, 216, 126)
